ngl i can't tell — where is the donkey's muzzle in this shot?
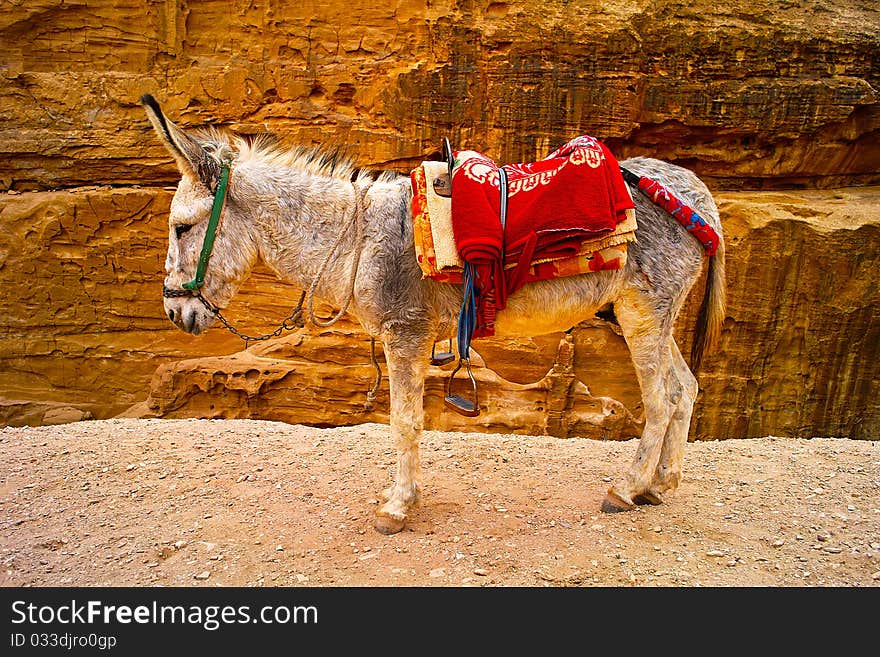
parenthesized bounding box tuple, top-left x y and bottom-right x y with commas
(162, 284, 214, 335)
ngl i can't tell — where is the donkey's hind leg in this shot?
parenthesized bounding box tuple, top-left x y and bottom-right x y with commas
(602, 295, 682, 512)
(646, 338, 698, 499)
(624, 337, 698, 505)
(374, 339, 431, 534)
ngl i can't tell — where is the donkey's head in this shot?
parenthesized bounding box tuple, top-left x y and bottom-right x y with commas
(141, 95, 258, 335)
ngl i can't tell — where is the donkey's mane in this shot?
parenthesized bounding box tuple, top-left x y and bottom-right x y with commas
(192, 127, 398, 184)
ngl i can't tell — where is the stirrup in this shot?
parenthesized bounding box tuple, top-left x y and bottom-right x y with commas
(444, 358, 480, 417)
(430, 338, 455, 366)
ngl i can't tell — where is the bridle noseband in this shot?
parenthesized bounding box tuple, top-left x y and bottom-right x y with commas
(162, 163, 230, 299)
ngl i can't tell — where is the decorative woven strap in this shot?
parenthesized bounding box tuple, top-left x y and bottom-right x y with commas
(620, 166, 719, 256)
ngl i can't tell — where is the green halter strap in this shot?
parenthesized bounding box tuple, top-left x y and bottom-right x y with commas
(182, 164, 231, 292)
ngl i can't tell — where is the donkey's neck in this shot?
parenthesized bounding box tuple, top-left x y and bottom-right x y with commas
(254, 172, 368, 307)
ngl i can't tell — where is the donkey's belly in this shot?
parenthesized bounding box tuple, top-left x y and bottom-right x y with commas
(493, 313, 587, 337)
(490, 276, 610, 337)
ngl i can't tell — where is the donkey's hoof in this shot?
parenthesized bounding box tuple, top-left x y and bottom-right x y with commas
(634, 491, 663, 506)
(374, 513, 406, 535)
(601, 488, 636, 513)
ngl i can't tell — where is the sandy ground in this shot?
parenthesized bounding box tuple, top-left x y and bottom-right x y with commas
(1, 418, 878, 588)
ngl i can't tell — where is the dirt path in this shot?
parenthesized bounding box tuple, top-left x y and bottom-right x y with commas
(1, 418, 878, 587)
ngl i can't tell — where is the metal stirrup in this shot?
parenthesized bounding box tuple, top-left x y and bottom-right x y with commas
(431, 338, 455, 366)
(445, 262, 480, 416)
(444, 357, 479, 417)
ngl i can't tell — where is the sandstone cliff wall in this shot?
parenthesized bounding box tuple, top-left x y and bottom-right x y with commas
(2, 1, 877, 192)
(1, 1, 878, 439)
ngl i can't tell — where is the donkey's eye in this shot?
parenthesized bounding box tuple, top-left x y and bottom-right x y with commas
(175, 224, 194, 240)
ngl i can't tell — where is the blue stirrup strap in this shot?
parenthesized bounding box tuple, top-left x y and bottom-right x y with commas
(457, 261, 477, 359)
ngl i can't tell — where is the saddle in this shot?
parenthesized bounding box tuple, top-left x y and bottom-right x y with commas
(411, 137, 720, 417)
(413, 137, 638, 416)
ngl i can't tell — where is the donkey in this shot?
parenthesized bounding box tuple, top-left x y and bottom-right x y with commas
(141, 94, 725, 535)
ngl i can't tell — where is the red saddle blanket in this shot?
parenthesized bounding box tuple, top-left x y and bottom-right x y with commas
(451, 135, 635, 337)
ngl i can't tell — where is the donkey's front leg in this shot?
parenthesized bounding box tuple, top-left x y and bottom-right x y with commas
(374, 341, 430, 535)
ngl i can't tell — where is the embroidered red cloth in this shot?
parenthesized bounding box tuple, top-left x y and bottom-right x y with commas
(451, 135, 635, 337)
(410, 160, 636, 284)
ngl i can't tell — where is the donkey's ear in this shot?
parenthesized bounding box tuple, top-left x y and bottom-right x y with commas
(140, 94, 220, 189)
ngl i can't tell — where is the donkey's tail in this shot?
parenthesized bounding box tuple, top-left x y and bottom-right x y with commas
(690, 232, 726, 376)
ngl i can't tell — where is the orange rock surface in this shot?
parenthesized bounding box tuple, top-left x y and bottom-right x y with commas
(0, 1, 877, 439)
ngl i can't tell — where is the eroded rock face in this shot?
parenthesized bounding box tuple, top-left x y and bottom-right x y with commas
(0, 1, 878, 438)
(1, 1, 877, 191)
(1, 184, 877, 438)
(698, 188, 880, 440)
(0, 188, 304, 422)
(6, 184, 874, 438)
